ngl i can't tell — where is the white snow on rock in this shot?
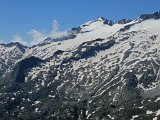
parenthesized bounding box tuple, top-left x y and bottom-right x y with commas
(153, 117, 158, 120)
(131, 115, 138, 120)
(156, 109, 160, 116)
(146, 110, 153, 114)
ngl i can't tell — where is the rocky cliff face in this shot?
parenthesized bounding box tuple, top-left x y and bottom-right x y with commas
(0, 11, 160, 120)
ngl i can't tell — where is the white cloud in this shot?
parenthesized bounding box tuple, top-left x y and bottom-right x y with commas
(11, 35, 30, 46)
(51, 20, 59, 33)
(49, 20, 71, 39)
(28, 19, 71, 45)
(1, 19, 71, 46)
(28, 29, 47, 46)
(28, 20, 62, 45)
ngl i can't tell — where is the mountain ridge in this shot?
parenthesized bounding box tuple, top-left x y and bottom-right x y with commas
(1, 10, 160, 47)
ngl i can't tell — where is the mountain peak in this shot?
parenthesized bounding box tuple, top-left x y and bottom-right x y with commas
(81, 17, 114, 28)
(97, 17, 114, 26)
(0, 42, 27, 48)
(0, 42, 27, 53)
(97, 16, 106, 21)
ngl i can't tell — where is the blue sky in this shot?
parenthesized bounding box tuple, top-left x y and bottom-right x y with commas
(0, 0, 160, 45)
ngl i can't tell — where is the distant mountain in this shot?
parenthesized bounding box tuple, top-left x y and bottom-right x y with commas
(0, 11, 160, 120)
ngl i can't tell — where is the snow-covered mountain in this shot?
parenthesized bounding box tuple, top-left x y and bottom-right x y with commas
(0, 42, 27, 77)
(0, 11, 160, 120)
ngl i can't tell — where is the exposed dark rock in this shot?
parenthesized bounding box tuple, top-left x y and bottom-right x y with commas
(119, 23, 135, 32)
(53, 50, 64, 56)
(98, 17, 114, 26)
(139, 11, 160, 20)
(11, 56, 43, 83)
(123, 72, 138, 88)
(71, 26, 81, 33)
(62, 39, 115, 64)
(117, 19, 132, 24)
